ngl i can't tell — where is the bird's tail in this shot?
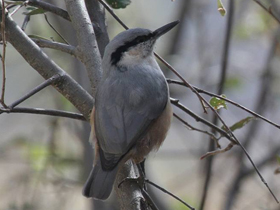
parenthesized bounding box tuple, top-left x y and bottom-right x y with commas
(82, 158, 119, 200)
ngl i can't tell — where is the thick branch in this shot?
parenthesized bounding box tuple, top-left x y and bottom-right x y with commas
(64, 0, 102, 95)
(3, 11, 93, 120)
(115, 161, 149, 210)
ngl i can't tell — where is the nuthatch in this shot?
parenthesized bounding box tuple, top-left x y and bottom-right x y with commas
(83, 21, 179, 200)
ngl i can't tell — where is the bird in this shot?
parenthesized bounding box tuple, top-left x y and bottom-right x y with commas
(82, 21, 179, 200)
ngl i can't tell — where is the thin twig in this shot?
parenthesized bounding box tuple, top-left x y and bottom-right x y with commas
(21, 15, 30, 31)
(253, 0, 280, 24)
(32, 38, 76, 56)
(156, 54, 208, 113)
(146, 179, 195, 210)
(173, 112, 221, 148)
(0, 107, 86, 120)
(98, 0, 129, 29)
(9, 74, 61, 109)
(0, 0, 7, 108)
(44, 14, 69, 44)
(167, 79, 280, 130)
(170, 98, 235, 144)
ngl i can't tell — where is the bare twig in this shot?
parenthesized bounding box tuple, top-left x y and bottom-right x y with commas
(98, 0, 128, 29)
(253, 0, 280, 24)
(44, 14, 69, 44)
(21, 14, 30, 31)
(146, 179, 195, 210)
(32, 38, 76, 56)
(9, 74, 61, 109)
(167, 79, 280, 130)
(170, 98, 234, 143)
(0, 1, 7, 108)
(0, 107, 85, 120)
(156, 54, 208, 113)
(173, 112, 221, 148)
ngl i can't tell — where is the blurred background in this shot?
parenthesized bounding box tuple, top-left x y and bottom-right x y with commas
(1, 0, 280, 209)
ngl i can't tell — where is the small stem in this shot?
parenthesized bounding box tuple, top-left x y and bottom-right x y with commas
(9, 74, 61, 109)
(146, 179, 195, 210)
(0, 0, 7, 108)
(253, 0, 280, 24)
(44, 14, 69, 44)
(170, 98, 235, 143)
(173, 112, 221, 148)
(0, 107, 86, 120)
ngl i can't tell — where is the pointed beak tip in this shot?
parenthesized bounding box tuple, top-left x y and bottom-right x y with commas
(153, 20, 180, 39)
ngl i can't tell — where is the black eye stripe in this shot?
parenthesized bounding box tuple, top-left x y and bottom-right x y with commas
(111, 33, 154, 65)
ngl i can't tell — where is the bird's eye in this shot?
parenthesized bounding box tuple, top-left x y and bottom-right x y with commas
(137, 37, 145, 43)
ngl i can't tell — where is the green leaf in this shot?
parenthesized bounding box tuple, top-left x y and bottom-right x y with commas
(210, 94, 227, 110)
(105, 0, 131, 9)
(23, 8, 46, 16)
(217, 0, 226, 16)
(28, 34, 50, 41)
(222, 116, 256, 132)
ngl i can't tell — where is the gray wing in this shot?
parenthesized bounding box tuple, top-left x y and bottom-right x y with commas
(95, 68, 168, 170)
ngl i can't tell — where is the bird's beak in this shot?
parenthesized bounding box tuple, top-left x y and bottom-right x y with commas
(152, 20, 179, 39)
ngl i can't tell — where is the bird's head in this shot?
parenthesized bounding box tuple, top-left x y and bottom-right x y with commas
(103, 21, 179, 68)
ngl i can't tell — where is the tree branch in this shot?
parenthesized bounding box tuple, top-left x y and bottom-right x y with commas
(253, 0, 280, 24)
(171, 98, 235, 144)
(115, 161, 150, 210)
(0, 1, 7, 108)
(2, 5, 93, 120)
(32, 38, 77, 57)
(173, 113, 221, 148)
(0, 107, 85, 120)
(64, 0, 102, 95)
